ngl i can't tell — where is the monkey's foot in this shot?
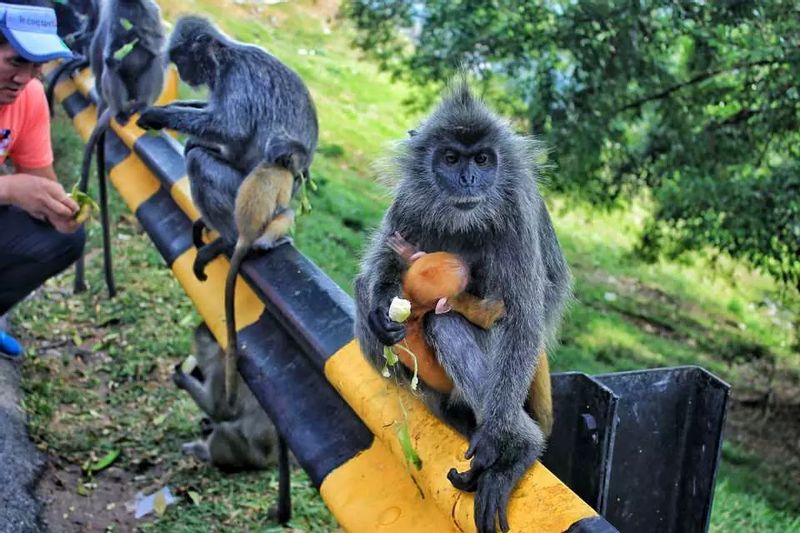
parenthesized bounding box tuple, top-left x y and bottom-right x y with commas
(193, 238, 229, 281)
(192, 219, 208, 248)
(252, 235, 292, 252)
(449, 419, 543, 533)
(182, 441, 211, 463)
(115, 111, 131, 126)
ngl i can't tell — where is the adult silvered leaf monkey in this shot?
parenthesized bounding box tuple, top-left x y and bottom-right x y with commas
(354, 81, 570, 533)
(136, 15, 318, 281)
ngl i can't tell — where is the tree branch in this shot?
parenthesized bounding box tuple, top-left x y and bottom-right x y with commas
(616, 57, 792, 113)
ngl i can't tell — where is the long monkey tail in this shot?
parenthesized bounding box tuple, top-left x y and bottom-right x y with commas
(224, 241, 248, 407)
(527, 351, 554, 437)
(45, 56, 89, 117)
(74, 108, 112, 294)
(78, 108, 111, 193)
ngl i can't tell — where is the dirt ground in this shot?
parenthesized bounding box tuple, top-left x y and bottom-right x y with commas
(37, 461, 142, 533)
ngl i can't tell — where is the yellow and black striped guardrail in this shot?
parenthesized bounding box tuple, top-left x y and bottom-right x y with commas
(46, 64, 621, 532)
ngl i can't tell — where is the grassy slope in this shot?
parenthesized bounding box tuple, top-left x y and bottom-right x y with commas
(16, 0, 799, 531)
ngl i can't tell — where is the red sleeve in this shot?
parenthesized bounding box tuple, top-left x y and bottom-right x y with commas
(10, 79, 54, 169)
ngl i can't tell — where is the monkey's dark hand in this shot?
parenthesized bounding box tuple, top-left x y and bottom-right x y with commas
(136, 108, 169, 130)
(172, 363, 189, 390)
(448, 415, 543, 533)
(367, 306, 406, 346)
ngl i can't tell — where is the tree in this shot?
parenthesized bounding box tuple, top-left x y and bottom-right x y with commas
(344, 0, 800, 288)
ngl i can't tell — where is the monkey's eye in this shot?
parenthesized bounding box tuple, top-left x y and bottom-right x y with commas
(474, 152, 489, 166)
(444, 151, 459, 165)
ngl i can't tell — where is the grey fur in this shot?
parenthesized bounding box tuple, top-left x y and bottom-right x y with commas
(173, 323, 279, 471)
(354, 81, 571, 533)
(73, 0, 166, 296)
(90, 0, 165, 123)
(136, 16, 318, 248)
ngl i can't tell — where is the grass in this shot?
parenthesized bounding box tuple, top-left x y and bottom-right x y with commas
(12, 0, 799, 531)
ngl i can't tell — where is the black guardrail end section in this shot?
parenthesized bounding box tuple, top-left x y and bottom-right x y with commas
(565, 516, 620, 533)
(237, 311, 374, 487)
(135, 188, 193, 266)
(104, 132, 132, 170)
(543, 372, 619, 514)
(594, 366, 730, 533)
(133, 133, 187, 189)
(62, 90, 90, 119)
(241, 244, 357, 368)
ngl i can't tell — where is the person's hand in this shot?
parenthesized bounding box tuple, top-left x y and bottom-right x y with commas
(10, 174, 82, 233)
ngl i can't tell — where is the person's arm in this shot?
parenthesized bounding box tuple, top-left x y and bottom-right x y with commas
(0, 172, 80, 233)
(15, 163, 57, 181)
(2, 81, 80, 233)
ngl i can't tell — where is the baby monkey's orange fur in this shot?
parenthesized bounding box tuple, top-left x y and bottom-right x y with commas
(389, 233, 554, 435)
(388, 233, 506, 393)
(225, 164, 294, 406)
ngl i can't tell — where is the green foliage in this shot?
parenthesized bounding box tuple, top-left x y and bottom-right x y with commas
(344, 0, 800, 288)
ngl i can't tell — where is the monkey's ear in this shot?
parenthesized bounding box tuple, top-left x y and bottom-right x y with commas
(407, 129, 418, 137)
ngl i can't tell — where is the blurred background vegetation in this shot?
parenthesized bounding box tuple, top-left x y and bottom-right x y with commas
(15, 0, 799, 531)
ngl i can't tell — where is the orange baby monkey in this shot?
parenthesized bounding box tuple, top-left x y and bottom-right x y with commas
(388, 232, 554, 435)
(387, 232, 506, 392)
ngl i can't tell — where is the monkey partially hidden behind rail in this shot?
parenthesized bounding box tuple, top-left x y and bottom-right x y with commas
(46, 0, 100, 116)
(173, 323, 291, 522)
(73, 0, 165, 297)
(354, 81, 571, 533)
(136, 15, 318, 282)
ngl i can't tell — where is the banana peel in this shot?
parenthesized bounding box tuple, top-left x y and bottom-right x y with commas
(68, 185, 99, 224)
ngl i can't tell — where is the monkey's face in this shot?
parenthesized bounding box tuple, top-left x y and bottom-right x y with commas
(169, 17, 217, 87)
(395, 82, 536, 235)
(169, 42, 209, 88)
(431, 144, 497, 210)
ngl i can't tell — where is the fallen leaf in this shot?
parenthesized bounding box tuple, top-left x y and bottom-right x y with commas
(153, 491, 167, 516)
(187, 491, 202, 505)
(89, 449, 120, 473)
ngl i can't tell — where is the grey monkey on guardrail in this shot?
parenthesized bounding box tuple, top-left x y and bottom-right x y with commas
(173, 323, 291, 522)
(73, 0, 165, 297)
(136, 15, 318, 282)
(354, 81, 571, 533)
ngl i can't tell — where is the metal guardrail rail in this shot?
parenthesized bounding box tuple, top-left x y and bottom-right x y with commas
(46, 65, 618, 532)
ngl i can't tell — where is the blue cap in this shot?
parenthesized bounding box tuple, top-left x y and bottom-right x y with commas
(0, 3, 73, 62)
